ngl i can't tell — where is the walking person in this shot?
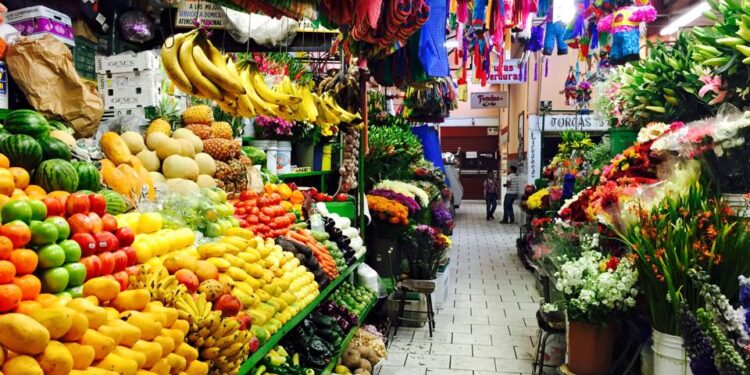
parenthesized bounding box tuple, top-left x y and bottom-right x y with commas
(483, 172, 499, 221)
(500, 166, 520, 224)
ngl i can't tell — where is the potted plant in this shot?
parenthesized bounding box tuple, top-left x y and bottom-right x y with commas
(544, 242, 639, 375)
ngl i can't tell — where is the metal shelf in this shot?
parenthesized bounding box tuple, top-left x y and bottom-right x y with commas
(238, 256, 364, 374)
(320, 298, 378, 374)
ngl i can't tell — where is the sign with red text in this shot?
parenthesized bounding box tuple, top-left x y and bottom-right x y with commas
(470, 92, 508, 109)
(488, 59, 526, 85)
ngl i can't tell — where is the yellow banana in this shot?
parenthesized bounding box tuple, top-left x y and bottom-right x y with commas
(192, 42, 245, 96)
(179, 34, 222, 100)
(240, 69, 280, 116)
(161, 31, 197, 94)
(252, 71, 302, 105)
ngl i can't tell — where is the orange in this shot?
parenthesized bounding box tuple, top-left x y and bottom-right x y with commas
(0, 260, 16, 284)
(46, 190, 69, 206)
(9, 168, 29, 190)
(13, 274, 41, 301)
(0, 236, 12, 260)
(0, 154, 10, 169)
(9, 249, 37, 275)
(10, 189, 26, 200)
(0, 283, 22, 312)
(24, 185, 47, 198)
(35, 293, 59, 307)
(15, 300, 41, 314)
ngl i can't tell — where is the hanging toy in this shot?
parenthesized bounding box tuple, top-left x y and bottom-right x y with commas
(576, 80, 592, 109)
(563, 68, 578, 106)
(596, 0, 656, 65)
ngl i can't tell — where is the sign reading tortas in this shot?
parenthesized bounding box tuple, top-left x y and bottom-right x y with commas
(471, 92, 508, 109)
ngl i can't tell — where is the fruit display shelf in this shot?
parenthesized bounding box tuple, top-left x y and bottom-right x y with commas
(320, 297, 378, 375)
(239, 256, 365, 374)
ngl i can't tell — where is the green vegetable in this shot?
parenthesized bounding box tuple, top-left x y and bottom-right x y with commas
(243, 146, 267, 165)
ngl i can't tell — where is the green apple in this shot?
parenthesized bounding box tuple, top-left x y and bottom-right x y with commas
(42, 267, 69, 293)
(63, 262, 86, 287)
(37, 243, 65, 269)
(59, 239, 82, 263)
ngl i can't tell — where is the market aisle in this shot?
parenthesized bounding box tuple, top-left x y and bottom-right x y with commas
(384, 200, 540, 375)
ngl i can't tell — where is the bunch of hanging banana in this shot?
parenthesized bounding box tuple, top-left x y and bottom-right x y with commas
(178, 293, 253, 375)
(317, 67, 361, 113)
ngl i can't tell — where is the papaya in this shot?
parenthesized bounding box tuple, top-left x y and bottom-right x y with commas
(79, 329, 115, 360)
(35, 340, 73, 375)
(130, 157, 156, 200)
(63, 342, 95, 370)
(161, 328, 186, 351)
(0, 313, 50, 355)
(2, 355, 43, 375)
(29, 307, 73, 340)
(100, 159, 132, 202)
(104, 307, 120, 320)
(100, 132, 133, 166)
(170, 319, 189, 335)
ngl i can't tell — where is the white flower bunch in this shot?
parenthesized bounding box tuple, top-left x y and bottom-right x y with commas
(375, 180, 431, 207)
(637, 122, 670, 143)
(550, 250, 639, 322)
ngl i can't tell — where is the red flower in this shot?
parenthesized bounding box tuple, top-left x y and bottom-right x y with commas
(605, 256, 620, 271)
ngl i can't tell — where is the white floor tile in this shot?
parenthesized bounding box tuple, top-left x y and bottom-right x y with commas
(431, 342, 473, 356)
(451, 355, 497, 371)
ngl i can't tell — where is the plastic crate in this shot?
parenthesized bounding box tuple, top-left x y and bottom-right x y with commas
(324, 201, 355, 221)
(73, 37, 97, 80)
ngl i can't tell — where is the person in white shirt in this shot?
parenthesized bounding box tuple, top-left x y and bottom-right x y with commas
(500, 166, 520, 224)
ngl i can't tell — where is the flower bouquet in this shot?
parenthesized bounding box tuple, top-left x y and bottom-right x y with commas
(526, 188, 551, 216)
(254, 115, 294, 139)
(366, 195, 409, 226)
(402, 225, 452, 280)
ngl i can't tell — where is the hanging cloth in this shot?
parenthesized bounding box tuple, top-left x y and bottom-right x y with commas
(419, 0, 450, 77)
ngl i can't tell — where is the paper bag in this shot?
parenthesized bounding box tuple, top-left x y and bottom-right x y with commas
(6, 34, 103, 138)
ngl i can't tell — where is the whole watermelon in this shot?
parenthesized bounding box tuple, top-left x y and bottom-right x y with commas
(0, 134, 43, 171)
(99, 189, 129, 214)
(33, 159, 79, 192)
(47, 120, 69, 132)
(37, 136, 72, 161)
(4, 109, 50, 138)
(72, 161, 101, 191)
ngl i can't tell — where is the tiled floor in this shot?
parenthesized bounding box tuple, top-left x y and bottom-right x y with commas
(384, 200, 540, 375)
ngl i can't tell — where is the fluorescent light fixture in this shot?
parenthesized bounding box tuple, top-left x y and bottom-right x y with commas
(444, 39, 459, 49)
(660, 1, 709, 35)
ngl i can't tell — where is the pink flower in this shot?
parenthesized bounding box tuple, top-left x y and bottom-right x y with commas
(698, 75, 727, 105)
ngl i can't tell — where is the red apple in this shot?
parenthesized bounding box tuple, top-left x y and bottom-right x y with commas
(98, 252, 115, 275)
(42, 197, 64, 217)
(87, 213, 103, 233)
(94, 231, 118, 253)
(88, 193, 107, 217)
(121, 246, 137, 266)
(125, 265, 140, 277)
(213, 294, 241, 317)
(65, 193, 90, 215)
(248, 336, 260, 353)
(111, 250, 128, 273)
(68, 213, 94, 234)
(236, 313, 253, 330)
(101, 214, 117, 233)
(114, 227, 135, 247)
(112, 271, 129, 291)
(80, 255, 102, 280)
(175, 269, 199, 293)
(72, 232, 97, 257)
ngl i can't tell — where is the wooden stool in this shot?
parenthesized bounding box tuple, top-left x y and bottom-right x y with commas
(393, 279, 437, 338)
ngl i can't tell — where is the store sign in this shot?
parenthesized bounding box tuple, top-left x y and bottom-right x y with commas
(176, 0, 227, 28)
(488, 59, 526, 85)
(543, 115, 608, 131)
(471, 92, 508, 109)
(527, 117, 542, 183)
(487, 127, 499, 136)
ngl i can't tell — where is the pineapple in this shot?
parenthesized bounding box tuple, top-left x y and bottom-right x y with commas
(182, 105, 213, 125)
(147, 97, 181, 135)
(210, 121, 233, 139)
(202, 139, 240, 161)
(184, 124, 212, 140)
(214, 161, 231, 180)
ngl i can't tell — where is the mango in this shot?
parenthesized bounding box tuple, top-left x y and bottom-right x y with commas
(36, 340, 73, 375)
(153, 335, 175, 356)
(131, 340, 163, 368)
(148, 358, 170, 375)
(104, 319, 141, 347)
(70, 368, 118, 375)
(161, 329, 186, 350)
(97, 324, 124, 346)
(104, 307, 120, 320)
(67, 298, 107, 329)
(83, 278, 121, 302)
(28, 307, 73, 340)
(136, 371, 159, 375)
(111, 289, 151, 312)
(95, 353, 138, 375)
(2, 355, 43, 375)
(184, 360, 209, 375)
(60, 310, 89, 342)
(113, 346, 147, 369)
(165, 353, 186, 373)
(121, 311, 162, 340)
(0, 346, 5, 366)
(143, 303, 177, 327)
(174, 343, 198, 365)
(63, 342, 95, 370)
(0, 314, 50, 355)
(171, 320, 190, 335)
(80, 329, 115, 360)
(143, 311, 168, 328)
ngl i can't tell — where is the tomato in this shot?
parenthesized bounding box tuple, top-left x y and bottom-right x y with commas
(0, 222, 31, 248)
(259, 214, 271, 224)
(88, 193, 107, 217)
(239, 191, 255, 201)
(65, 193, 90, 215)
(101, 214, 117, 233)
(261, 207, 274, 217)
(87, 213, 103, 233)
(247, 215, 259, 225)
(269, 193, 281, 205)
(336, 193, 348, 202)
(236, 208, 246, 215)
(309, 187, 318, 196)
(251, 207, 260, 215)
(67, 213, 94, 235)
(41, 198, 64, 217)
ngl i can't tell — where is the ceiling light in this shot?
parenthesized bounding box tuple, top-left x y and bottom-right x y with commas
(660, 2, 709, 35)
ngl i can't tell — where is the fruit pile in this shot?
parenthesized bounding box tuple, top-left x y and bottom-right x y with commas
(161, 187, 239, 238)
(232, 190, 297, 238)
(161, 31, 361, 129)
(329, 282, 377, 318)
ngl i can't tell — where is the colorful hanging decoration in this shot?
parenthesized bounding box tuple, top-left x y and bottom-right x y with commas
(596, 0, 656, 65)
(543, 18, 569, 55)
(576, 80, 593, 109)
(564, 67, 578, 106)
